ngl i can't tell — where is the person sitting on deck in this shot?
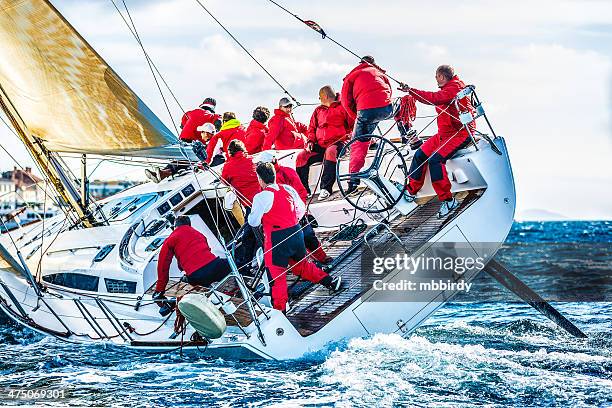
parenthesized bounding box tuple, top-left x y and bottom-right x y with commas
(399, 65, 475, 218)
(248, 162, 341, 312)
(145, 122, 219, 183)
(296, 85, 354, 200)
(245, 106, 270, 154)
(340, 56, 393, 195)
(179, 97, 222, 143)
(262, 97, 308, 150)
(205, 112, 247, 165)
(256, 151, 332, 265)
(153, 216, 231, 298)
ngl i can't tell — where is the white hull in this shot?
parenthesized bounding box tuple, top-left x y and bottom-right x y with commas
(0, 138, 515, 360)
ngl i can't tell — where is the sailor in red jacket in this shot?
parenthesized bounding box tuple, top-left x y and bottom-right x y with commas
(206, 112, 247, 164)
(296, 86, 354, 199)
(257, 152, 332, 264)
(248, 162, 341, 311)
(245, 106, 270, 155)
(154, 216, 231, 295)
(221, 140, 262, 208)
(179, 97, 222, 142)
(340, 56, 394, 193)
(262, 97, 308, 150)
(401, 65, 475, 218)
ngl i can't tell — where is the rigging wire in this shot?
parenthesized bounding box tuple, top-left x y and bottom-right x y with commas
(263, 0, 406, 86)
(192, 0, 303, 106)
(109, 0, 181, 134)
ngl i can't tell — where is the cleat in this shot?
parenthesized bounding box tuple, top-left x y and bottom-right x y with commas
(438, 198, 459, 218)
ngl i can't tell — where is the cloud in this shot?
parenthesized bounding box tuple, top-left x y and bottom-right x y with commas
(1, 0, 611, 218)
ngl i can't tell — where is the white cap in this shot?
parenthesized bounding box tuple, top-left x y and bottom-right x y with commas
(196, 122, 216, 134)
(255, 151, 276, 164)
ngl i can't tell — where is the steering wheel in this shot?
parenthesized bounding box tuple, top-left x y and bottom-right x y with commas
(336, 134, 408, 213)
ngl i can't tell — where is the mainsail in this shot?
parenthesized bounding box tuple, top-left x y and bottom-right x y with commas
(0, 0, 177, 154)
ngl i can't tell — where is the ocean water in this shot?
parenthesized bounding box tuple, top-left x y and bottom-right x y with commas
(0, 221, 610, 407)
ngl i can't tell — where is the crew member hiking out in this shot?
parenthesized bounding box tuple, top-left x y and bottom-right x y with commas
(248, 162, 342, 312)
(205, 112, 247, 164)
(179, 97, 222, 142)
(257, 151, 332, 265)
(263, 97, 308, 150)
(245, 106, 270, 154)
(154, 216, 231, 297)
(340, 56, 393, 194)
(400, 65, 475, 218)
(296, 86, 353, 200)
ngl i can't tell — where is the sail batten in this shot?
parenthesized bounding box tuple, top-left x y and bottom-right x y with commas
(0, 0, 178, 154)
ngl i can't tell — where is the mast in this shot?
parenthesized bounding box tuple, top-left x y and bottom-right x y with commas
(0, 84, 94, 227)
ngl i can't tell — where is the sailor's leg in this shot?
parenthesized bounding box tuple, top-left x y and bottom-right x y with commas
(296, 147, 324, 194)
(320, 143, 342, 192)
(288, 258, 329, 283)
(406, 136, 438, 195)
(430, 133, 471, 201)
(186, 258, 232, 287)
(264, 244, 290, 312)
(301, 219, 328, 262)
(349, 104, 394, 176)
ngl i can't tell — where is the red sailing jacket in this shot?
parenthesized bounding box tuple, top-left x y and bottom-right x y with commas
(263, 109, 308, 150)
(409, 75, 475, 139)
(307, 98, 354, 148)
(221, 151, 262, 206)
(156, 225, 217, 292)
(206, 120, 247, 163)
(245, 120, 268, 154)
(275, 164, 308, 204)
(180, 108, 221, 142)
(341, 62, 392, 119)
(261, 185, 298, 240)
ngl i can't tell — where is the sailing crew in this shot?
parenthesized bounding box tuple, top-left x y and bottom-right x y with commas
(205, 112, 247, 164)
(340, 56, 393, 194)
(154, 216, 231, 296)
(262, 97, 308, 150)
(248, 162, 342, 312)
(245, 106, 270, 154)
(296, 86, 354, 200)
(179, 97, 222, 142)
(256, 151, 332, 264)
(400, 65, 475, 218)
(221, 140, 262, 210)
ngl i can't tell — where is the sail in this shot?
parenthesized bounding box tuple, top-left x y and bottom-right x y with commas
(0, 0, 178, 154)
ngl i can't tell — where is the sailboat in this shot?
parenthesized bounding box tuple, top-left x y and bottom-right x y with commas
(0, 0, 584, 360)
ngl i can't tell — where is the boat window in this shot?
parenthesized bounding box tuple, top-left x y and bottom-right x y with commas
(43, 273, 99, 292)
(97, 192, 164, 222)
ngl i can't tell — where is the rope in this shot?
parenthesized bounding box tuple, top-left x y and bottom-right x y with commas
(192, 0, 302, 106)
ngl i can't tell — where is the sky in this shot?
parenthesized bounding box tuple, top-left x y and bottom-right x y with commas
(0, 0, 611, 220)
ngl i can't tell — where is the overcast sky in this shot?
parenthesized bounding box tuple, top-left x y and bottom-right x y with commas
(1, 0, 611, 219)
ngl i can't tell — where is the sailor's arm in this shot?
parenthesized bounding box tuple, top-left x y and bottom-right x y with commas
(247, 191, 274, 227)
(155, 236, 175, 293)
(409, 86, 456, 106)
